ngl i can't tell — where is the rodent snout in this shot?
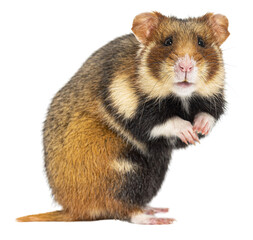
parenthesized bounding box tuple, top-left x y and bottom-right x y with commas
(175, 55, 195, 74)
(178, 61, 194, 73)
(174, 55, 197, 83)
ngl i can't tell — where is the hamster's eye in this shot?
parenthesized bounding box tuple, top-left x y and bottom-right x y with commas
(164, 37, 173, 46)
(198, 37, 205, 47)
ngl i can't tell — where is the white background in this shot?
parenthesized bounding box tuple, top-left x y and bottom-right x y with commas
(1, 0, 252, 239)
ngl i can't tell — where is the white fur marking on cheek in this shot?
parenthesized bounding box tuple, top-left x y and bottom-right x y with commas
(137, 43, 173, 99)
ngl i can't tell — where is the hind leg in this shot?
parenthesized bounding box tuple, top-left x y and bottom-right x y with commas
(112, 149, 175, 225)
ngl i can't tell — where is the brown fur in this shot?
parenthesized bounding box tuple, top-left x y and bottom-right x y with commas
(17, 211, 74, 222)
(17, 39, 145, 221)
(17, 11, 229, 222)
(44, 110, 142, 221)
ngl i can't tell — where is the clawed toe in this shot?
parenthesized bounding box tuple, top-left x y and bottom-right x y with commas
(144, 207, 169, 215)
(193, 112, 216, 136)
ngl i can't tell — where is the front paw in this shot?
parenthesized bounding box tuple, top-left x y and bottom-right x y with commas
(150, 116, 199, 145)
(193, 112, 216, 136)
(172, 118, 199, 145)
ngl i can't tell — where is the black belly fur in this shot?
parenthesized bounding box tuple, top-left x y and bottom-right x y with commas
(124, 93, 226, 143)
(117, 139, 172, 206)
(104, 93, 226, 206)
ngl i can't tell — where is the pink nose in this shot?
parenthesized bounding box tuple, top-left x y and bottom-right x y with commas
(178, 61, 194, 73)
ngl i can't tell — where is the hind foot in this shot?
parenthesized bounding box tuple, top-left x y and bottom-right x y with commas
(143, 206, 169, 215)
(130, 207, 175, 225)
(130, 213, 175, 225)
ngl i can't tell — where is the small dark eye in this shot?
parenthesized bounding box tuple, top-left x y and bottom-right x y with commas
(164, 36, 173, 46)
(198, 37, 205, 47)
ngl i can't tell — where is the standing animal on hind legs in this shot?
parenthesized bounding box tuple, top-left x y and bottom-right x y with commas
(17, 11, 229, 224)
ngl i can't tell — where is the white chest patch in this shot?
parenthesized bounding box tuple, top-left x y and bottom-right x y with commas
(181, 99, 190, 114)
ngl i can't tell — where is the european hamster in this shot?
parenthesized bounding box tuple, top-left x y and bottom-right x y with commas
(17, 11, 229, 224)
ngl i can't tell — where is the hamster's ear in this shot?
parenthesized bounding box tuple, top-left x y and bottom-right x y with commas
(202, 13, 230, 45)
(132, 12, 164, 44)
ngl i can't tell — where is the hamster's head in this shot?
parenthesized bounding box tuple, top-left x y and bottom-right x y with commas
(132, 12, 230, 99)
